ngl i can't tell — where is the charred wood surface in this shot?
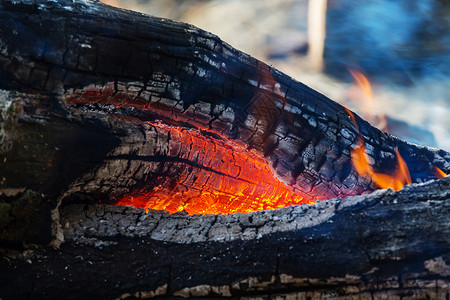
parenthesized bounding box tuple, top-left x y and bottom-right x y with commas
(0, 0, 449, 298)
(1, 177, 450, 299)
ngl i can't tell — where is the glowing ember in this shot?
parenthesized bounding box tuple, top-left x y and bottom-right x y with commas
(116, 122, 311, 215)
(345, 108, 412, 191)
(434, 166, 447, 178)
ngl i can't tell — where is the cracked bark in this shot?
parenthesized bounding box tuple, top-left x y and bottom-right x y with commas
(0, 0, 449, 298)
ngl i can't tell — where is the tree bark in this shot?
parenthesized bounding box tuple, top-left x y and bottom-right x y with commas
(0, 0, 449, 298)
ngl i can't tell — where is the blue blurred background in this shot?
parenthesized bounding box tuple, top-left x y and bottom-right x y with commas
(326, 0, 450, 84)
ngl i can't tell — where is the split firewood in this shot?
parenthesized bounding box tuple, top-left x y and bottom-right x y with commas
(0, 0, 449, 298)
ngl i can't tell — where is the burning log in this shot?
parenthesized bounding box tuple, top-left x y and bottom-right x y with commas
(0, 0, 449, 298)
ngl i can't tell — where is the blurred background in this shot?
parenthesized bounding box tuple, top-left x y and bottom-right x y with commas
(101, 0, 450, 151)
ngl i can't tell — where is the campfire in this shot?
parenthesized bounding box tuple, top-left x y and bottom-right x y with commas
(65, 67, 446, 215)
(0, 0, 449, 299)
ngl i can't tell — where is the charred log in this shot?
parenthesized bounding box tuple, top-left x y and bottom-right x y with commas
(1, 177, 450, 299)
(1, 0, 449, 219)
(0, 0, 448, 194)
(0, 0, 449, 298)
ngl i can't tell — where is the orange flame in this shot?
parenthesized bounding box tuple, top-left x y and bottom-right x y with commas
(348, 69, 388, 132)
(434, 166, 447, 178)
(345, 108, 411, 191)
(348, 69, 373, 100)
